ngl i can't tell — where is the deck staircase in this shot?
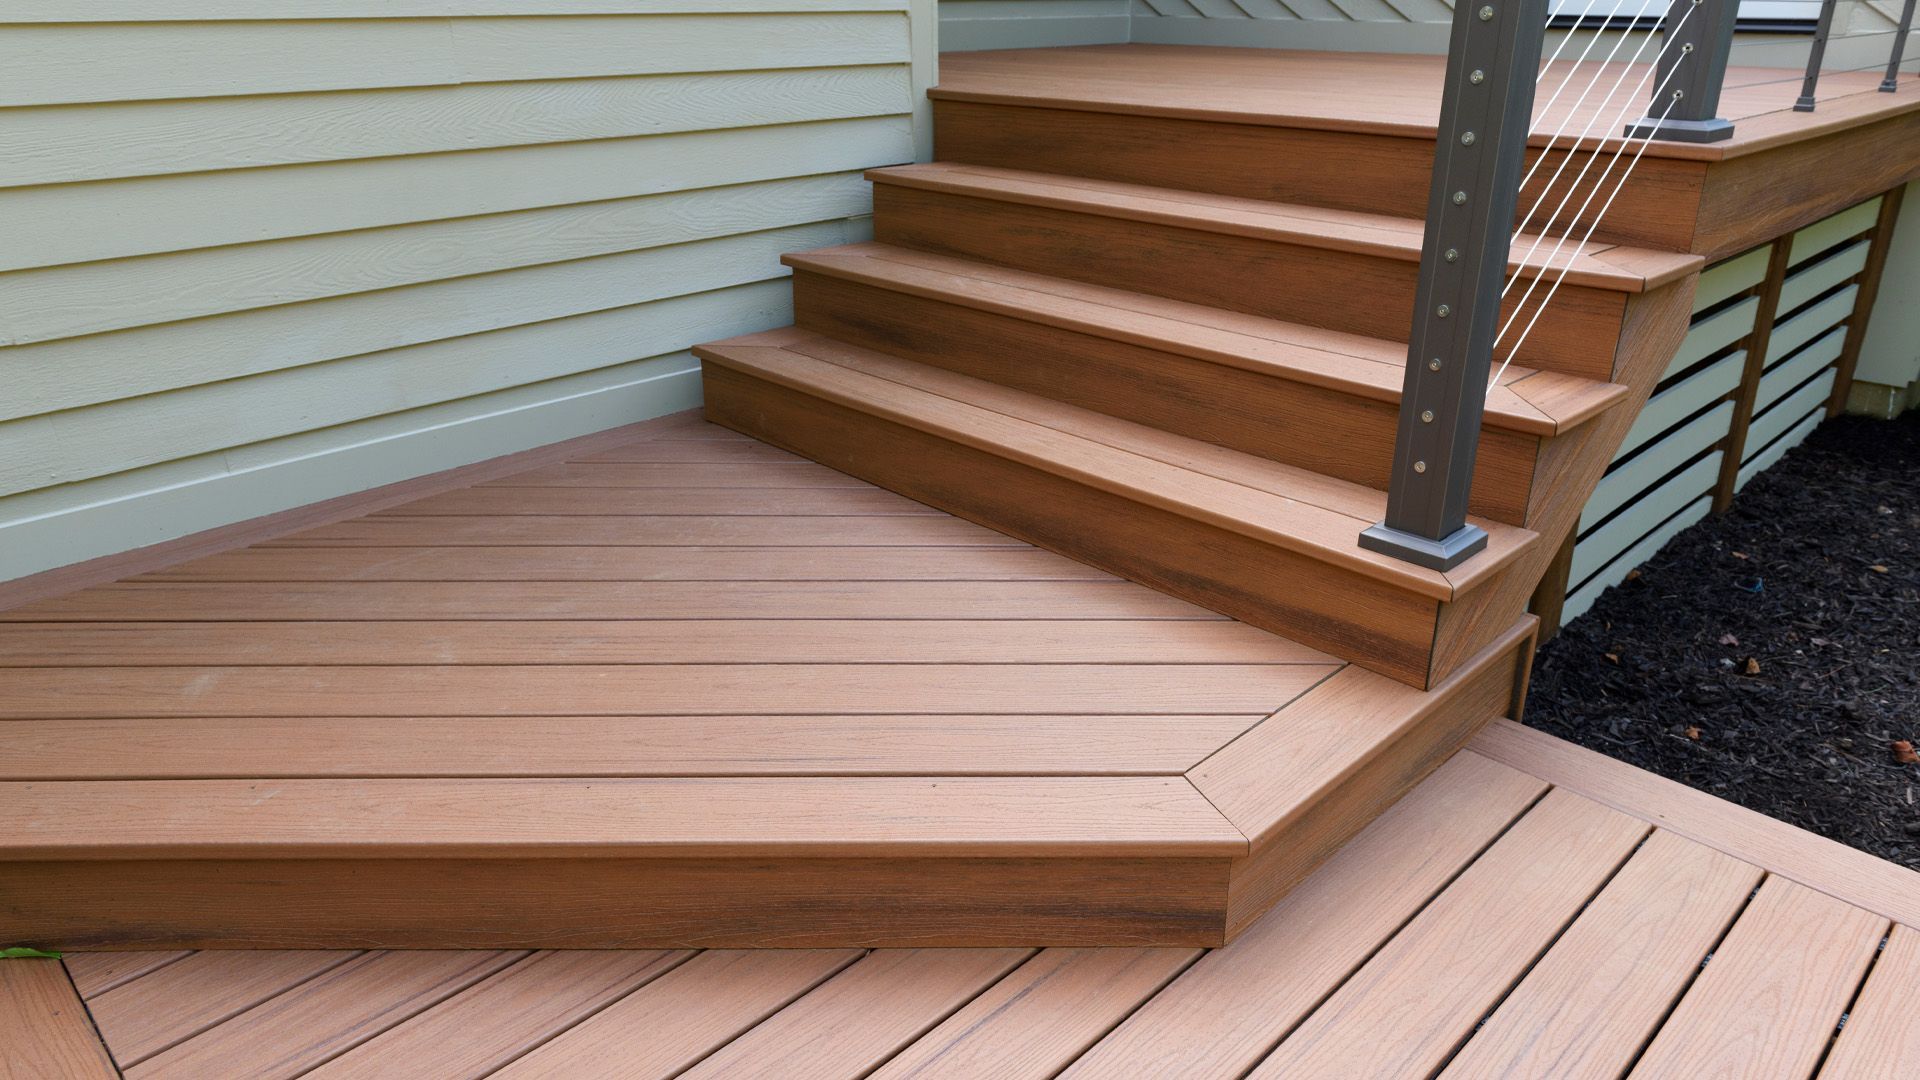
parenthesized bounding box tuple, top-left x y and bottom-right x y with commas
(699, 65, 1704, 692)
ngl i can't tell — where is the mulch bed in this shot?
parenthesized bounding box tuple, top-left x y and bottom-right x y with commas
(1525, 411, 1920, 869)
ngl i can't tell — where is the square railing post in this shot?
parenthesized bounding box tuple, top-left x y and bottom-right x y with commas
(1884, 0, 1916, 92)
(1795, 0, 1840, 110)
(1626, 0, 1741, 141)
(1359, 0, 1548, 572)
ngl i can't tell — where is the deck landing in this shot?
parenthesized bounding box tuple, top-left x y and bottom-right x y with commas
(13, 723, 1919, 1078)
(0, 412, 1532, 949)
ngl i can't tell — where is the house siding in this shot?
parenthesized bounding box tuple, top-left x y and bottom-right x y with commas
(0, 1, 933, 582)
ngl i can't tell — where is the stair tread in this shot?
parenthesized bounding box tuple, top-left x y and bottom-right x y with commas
(870, 162, 1701, 292)
(785, 242, 1628, 437)
(0, 775, 1248, 859)
(700, 328, 1537, 600)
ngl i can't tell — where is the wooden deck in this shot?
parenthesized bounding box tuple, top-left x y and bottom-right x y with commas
(0, 411, 1536, 948)
(11, 721, 1918, 1079)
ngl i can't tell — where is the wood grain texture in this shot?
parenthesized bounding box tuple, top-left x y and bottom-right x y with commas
(1062, 751, 1549, 1079)
(303, 950, 690, 1080)
(870, 947, 1200, 1079)
(263, 513, 1024, 547)
(1819, 924, 1920, 1079)
(1628, 876, 1886, 1079)
(61, 951, 189, 999)
(1471, 720, 1920, 928)
(125, 951, 525, 1080)
(0, 960, 116, 1080)
(1247, 788, 1649, 1078)
(88, 950, 360, 1067)
(490, 949, 864, 1079)
(1439, 830, 1763, 1080)
(681, 948, 1034, 1080)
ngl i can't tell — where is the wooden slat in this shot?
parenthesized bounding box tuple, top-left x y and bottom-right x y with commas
(491, 949, 863, 1079)
(0, 776, 1248, 860)
(870, 947, 1200, 1079)
(89, 950, 360, 1067)
(62, 951, 190, 999)
(681, 949, 1034, 1079)
(125, 951, 524, 1080)
(0, 663, 1330, 718)
(1471, 720, 1920, 929)
(1061, 751, 1548, 1078)
(0, 580, 1219, 622)
(1819, 923, 1920, 1078)
(1439, 830, 1763, 1080)
(1246, 788, 1649, 1078)
(378, 486, 941, 516)
(484, 461, 868, 488)
(302, 950, 690, 1080)
(0, 714, 1271, 780)
(0, 619, 1325, 667)
(265, 514, 1028, 547)
(1629, 876, 1886, 1079)
(136, 546, 1113, 582)
(575, 438, 806, 464)
(0, 960, 116, 1080)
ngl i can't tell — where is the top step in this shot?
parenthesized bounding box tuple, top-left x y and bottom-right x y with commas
(930, 45, 1717, 252)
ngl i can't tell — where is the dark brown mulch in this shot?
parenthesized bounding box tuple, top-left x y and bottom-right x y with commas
(1524, 411, 1920, 869)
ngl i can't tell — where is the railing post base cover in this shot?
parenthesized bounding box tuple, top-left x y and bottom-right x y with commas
(1625, 115, 1735, 143)
(1359, 522, 1490, 572)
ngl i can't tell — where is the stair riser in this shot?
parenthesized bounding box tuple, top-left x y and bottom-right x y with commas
(933, 100, 1706, 253)
(705, 358, 1529, 689)
(0, 854, 1232, 949)
(874, 184, 1626, 382)
(794, 269, 1545, 527)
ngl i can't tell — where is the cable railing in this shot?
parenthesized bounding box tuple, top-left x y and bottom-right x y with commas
(1359, 0, 1915, 570)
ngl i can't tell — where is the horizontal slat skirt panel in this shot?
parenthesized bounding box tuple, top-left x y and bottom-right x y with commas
(0, 1, 913, 18)
(1786, 195, 1882, 265)
(2, 172, 868, 346)
(1617, 351, 1744, 460)
(1773, 239, 1869, 314)
(0, 14, 907, 107)
(0, 359, 705, 583)
(5, 219, 848, 426)
(1584, 401, 1732, 527)
(1737, 408, 1825, 491)
(1766, 285, 1858, 363)
(1690, 245, 1770, 312)
(0, 114, 909, 273)
(1661, 296, 1758, 381)
(1571, 452, 1722, 587)
(0, 259, 824, 496)
(1754, 325, 1846, 415)
(1744, 368, 1838, 466)
(1561, 494, 1713, 624)
(0, 67, 906, 191)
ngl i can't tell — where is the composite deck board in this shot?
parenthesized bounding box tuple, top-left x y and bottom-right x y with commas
(1627, 876, 1887, 1079)
(491, 949, 864, 1079)
(0, 619, 1325, 667)
(0, 663, 1331, 718)
(1245, 788, 1650, 1078)
(0, 580, 1222, 621)
(260, 514, 1031, 547)
(133, 545, 1118, 582)
(1820, 924, 1920, 1078)
(480, 461, 870, 488)
(377, 485, 941, 516)
(62, 950, 190, 999)
(680, 948, 1034, 1080)
(0, 776, 1249, 859)
(88, 950, 361, 1068)
(574, 438, 808, 463)
(0, 714, 1273, 779)
(0, 960, 116, 1080)
(1437, 830, 1763, 1080)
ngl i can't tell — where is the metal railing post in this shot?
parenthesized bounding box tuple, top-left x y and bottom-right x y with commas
(1796, 0, 1839, 110)
(1627, 0, 1741, 141)
(1884, 0, 1916, 92)
(1359, 0, 1548, 572)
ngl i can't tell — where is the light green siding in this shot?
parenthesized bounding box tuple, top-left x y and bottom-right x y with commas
(0, 0, 935, 582)
(941, 0, 1131, 50)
